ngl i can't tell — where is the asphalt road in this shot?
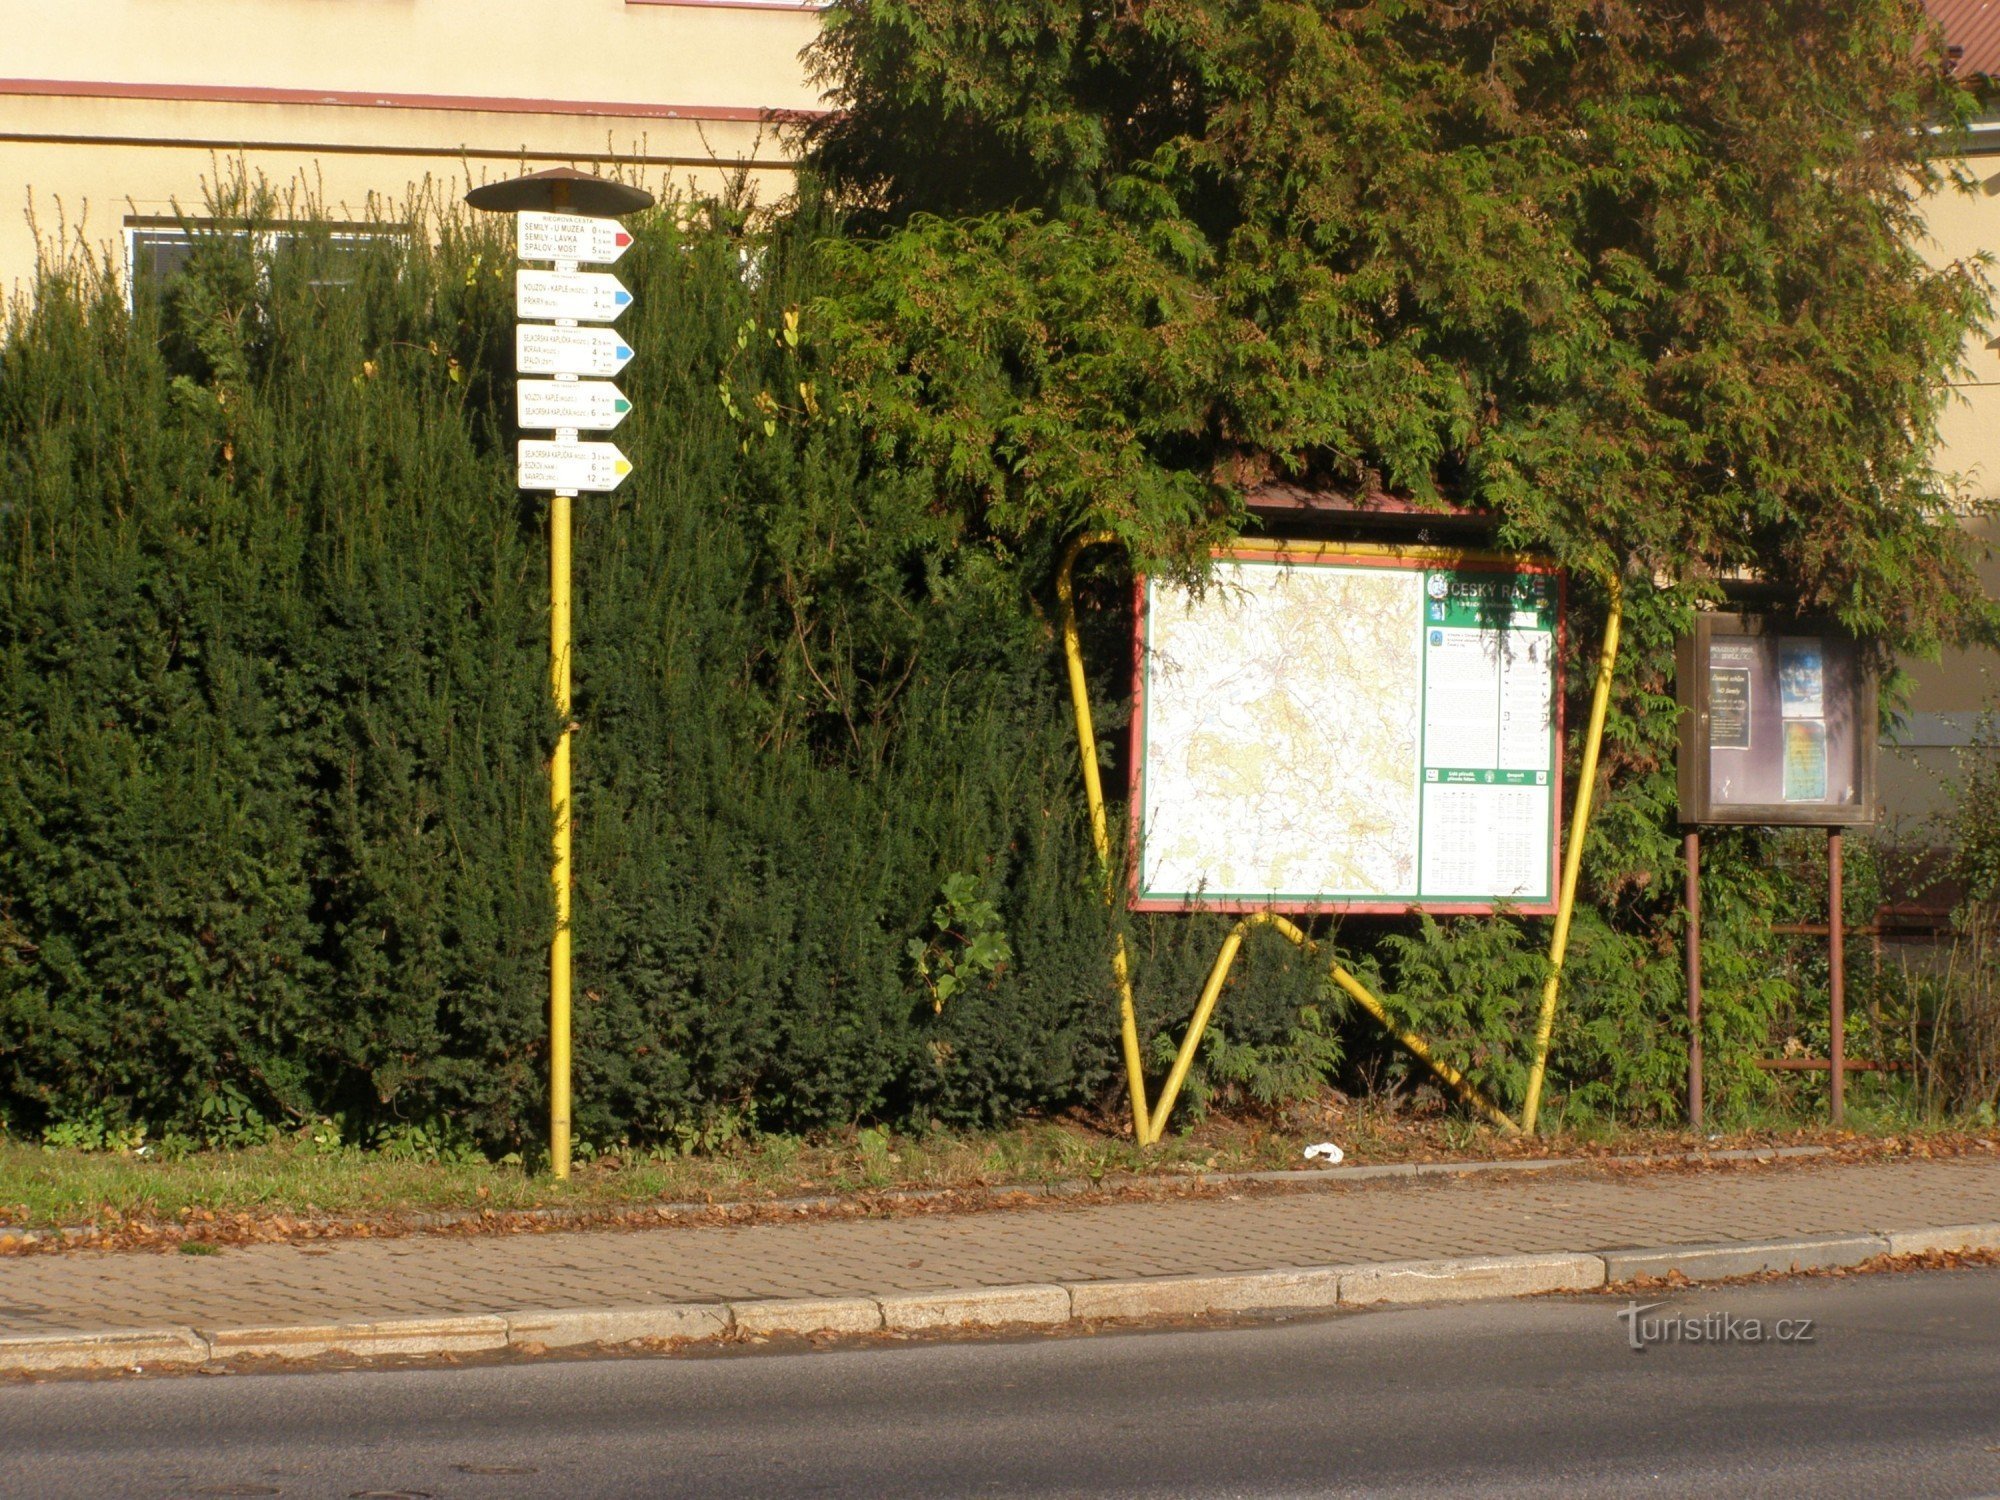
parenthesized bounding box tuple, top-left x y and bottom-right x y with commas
(4, 1269, 1999, 1499)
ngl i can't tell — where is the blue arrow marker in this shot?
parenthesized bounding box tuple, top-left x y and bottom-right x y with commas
(617, 344, 632, 359)
(614, 290, 632, 306)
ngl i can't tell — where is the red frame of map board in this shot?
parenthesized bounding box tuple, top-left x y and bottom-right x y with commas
(1127, 542, 1566, 916)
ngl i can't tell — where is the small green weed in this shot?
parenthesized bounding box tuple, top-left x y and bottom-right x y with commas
(907, 873, 1013, 1013)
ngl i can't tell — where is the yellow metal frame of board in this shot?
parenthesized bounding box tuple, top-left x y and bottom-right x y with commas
(1057, 533, 1624, 1143)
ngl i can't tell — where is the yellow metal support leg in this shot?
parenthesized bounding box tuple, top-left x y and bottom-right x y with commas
(1145, 913, 1518, 1142)
(1146, 925, 1249, 1142)
(549, 490, 575, 1180)
(1519, 573, 1623, 1135)
(1058, 532, 1152, 1144)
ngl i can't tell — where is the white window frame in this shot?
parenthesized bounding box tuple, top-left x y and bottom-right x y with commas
(122, 218, 407, 307)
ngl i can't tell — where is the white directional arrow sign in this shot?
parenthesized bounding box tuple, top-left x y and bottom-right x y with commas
(517, 211, 634, 265)
(517, 270, 633, 323)
(516, 324, 634, 377)
(517, 440, 634, 492)
(517, 380, 633, 431)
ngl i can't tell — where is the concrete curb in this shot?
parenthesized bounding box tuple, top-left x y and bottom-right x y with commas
(732, 1297, 883, 1338)
(0, 1326, 210, 1373)
(1883, 1222, 2000, 1257)
(1599, 1233, 1890, 1284)
(7, 1219, 1995, 1377)
(1340, 1252, 1606, 1305)
(877, 1283, 1072, 1332)
(204, 1315, 511, 1362)
(1069, 1268, 1345, 1320)
(505, 1305, 731, 1349)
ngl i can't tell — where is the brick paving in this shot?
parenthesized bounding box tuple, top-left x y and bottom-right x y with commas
(2, 1155, 1997, 1337)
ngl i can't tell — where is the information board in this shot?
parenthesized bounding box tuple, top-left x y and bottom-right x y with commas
(1675, 614, 1875, 826)
(1131, 547, 1563, 914)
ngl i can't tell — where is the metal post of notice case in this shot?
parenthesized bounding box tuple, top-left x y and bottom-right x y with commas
(1686, 830, 1703, 1132)
(1829, 829, 1845, 1127)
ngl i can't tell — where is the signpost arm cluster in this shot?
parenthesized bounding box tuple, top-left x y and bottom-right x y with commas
(465, 169, 651, 1179)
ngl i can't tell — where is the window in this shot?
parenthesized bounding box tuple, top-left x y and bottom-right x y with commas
(126, 226, 198, 289)
(270, 230, 396, 291)
(123, 219, 406, 301)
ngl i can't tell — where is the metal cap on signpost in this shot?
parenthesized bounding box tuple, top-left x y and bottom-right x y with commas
(465, 168, 653, 1179)
(465, 166, 656, 219)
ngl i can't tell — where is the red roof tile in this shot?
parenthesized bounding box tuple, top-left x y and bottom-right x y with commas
(1930, 0, 2000, 79)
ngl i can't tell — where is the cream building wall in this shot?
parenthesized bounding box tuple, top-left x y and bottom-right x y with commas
(1930, 141, 2000, 501)
(1882, 126, 2000, 832)
(0, 0, 823, 296)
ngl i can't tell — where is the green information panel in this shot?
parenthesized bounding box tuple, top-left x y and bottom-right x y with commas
(1133, 546, 1563, 914)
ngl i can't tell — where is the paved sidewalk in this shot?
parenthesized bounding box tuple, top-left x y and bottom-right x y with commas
(3, 1153, 1999, 1353)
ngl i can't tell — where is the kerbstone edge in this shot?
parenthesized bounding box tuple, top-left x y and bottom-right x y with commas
(4, 1219, 1995, 1375)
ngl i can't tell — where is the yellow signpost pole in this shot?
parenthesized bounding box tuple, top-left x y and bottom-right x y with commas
(547, 179, 576, 1183)
(548, 488, 574, 1177)
(466, 167, 653, 1179)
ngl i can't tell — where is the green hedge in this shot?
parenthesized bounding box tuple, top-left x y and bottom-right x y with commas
(0, 185, 1342, 1149)
(0, 179, 1886, 1151)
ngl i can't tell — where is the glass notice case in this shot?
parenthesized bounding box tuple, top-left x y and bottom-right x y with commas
(1675, 613, 1875, 827)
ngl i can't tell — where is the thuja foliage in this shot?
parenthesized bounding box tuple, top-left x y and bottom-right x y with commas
(0, 186, 547, 1145)
(806, 0, 1988, 607)
(801, 0, 1999, 1118)
(0, 177, 1326, 1148)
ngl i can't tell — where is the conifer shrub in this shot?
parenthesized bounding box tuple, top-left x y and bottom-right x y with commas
(0, 179, 1337, 1148)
